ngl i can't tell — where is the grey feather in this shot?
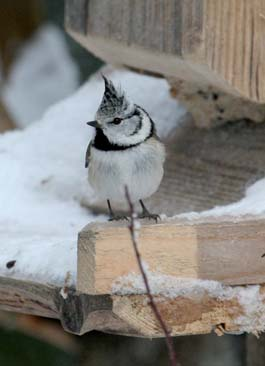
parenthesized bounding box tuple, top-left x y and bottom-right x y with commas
(96, 76, 131, 120)
(85, 141, 92, 168)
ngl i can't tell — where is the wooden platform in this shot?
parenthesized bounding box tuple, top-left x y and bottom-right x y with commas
(0, 215, 264, 337)
(0, 114, 265, 336)
(78, 217, 265, 296)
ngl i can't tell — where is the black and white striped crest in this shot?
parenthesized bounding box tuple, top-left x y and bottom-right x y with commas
(96, 76, 130, 119)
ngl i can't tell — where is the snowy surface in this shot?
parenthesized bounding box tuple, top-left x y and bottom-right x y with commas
(0, 68, 185, 286)
(1, 24, 79, 128)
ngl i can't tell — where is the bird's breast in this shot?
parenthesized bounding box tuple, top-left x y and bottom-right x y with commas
(88, 138, 165, 202)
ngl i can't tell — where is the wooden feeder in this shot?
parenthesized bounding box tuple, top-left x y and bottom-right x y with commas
(1, 1, 265, 351)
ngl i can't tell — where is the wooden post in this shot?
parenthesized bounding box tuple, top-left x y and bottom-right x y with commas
(65, 0, 265, 127)
(0, 273, 263, 337)
(77, 217, 265, 295)
(65, 0, 265, 103)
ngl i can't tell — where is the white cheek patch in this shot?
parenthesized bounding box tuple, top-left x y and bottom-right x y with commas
(106, 111, 152, 146)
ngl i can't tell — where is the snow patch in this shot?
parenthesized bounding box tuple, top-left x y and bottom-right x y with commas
(1, 24, 79, 128)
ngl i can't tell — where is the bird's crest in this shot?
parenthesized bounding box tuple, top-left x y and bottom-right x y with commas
(96, 76, 131, 119)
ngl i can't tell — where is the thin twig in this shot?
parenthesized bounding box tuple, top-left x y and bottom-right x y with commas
(125, 186, 178, 366)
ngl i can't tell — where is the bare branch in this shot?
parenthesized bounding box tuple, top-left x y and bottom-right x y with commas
(125, 186, 179, 366)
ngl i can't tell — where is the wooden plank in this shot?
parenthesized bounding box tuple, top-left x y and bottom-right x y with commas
(202, 0, 265, 104)
(66, 0, 265, 104)
(0, 275, 263, 337)
(0, 276, 116, 336)
(0, 276, 59, 319)
(78, 217, 265, 295)
(110, 293, 243, 337)
(65, 0, 88, 35)
(85, 0, 202, 55)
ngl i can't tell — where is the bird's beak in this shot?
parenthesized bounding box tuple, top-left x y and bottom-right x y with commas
(86, 120, 101, 128)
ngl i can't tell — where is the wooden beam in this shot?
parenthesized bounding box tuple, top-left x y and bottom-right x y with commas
(0, 276, 59, 319)
(65, 0, 265, 104)
(78, 217, 265, 295)
(0, 274, 264, 336)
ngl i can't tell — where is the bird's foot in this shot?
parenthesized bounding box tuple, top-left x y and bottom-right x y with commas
(138, 213, 161, 222)
(108, 215, 129, 222)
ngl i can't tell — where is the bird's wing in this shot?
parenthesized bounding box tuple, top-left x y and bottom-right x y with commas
(85, 142, 92, 168)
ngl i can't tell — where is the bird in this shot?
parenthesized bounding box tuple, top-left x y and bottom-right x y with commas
(85, 75, 165, 221)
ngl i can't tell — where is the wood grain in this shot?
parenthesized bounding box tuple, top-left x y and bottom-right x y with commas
(203, 0, 265, 103)
(0, 274, 263, 336)
(66, 0, 265, 103)
(110, 293, 243, 337)
(65, 0, 88, 35)
(78, 216, 265, 295)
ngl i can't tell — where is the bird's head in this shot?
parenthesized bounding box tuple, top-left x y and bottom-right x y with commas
(87, 76, 153, 146)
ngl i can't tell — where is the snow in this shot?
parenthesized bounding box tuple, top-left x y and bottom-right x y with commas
(0, 67, 185, 286)
(1, 24, 79, 128)
(112, 267, 265, 334)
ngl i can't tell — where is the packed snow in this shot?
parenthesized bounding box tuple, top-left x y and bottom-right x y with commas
(1, 24, 79, 128)
(0, 68, 185, 286)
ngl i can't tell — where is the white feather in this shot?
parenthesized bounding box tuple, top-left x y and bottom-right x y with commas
(105, 110, 152, 146)
(88, 137, 165, 203)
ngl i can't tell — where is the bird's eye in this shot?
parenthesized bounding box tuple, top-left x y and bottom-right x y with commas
(112, 117, 122, 125)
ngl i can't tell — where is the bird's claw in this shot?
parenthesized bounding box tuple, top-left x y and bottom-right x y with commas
(109, 215, 129, 222)
(139, 213, 161, 222)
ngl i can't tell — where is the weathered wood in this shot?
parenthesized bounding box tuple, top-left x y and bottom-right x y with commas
(0, 276, 116, 335)
(65, 0, 88, 35)
(66, 0, 265, 104)
(0, 276, 59, 319)
(202, 0, 265, 104)
(78, 216, 265, 295)
(110, 293, 243, 337)
(169, 77, 265, 128)
(0, 275, 264, 337)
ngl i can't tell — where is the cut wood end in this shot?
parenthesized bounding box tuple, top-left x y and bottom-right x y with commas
(77, 216, 265, 295)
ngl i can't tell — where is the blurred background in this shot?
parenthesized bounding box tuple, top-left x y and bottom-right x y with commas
(0, 1, 249, 365)
(0, 0, 102, 131)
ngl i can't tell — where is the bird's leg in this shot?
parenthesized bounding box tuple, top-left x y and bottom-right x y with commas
(139, 200, 160, 222)
(107, 199, 128, 221)
(107, 199, 115, 218)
